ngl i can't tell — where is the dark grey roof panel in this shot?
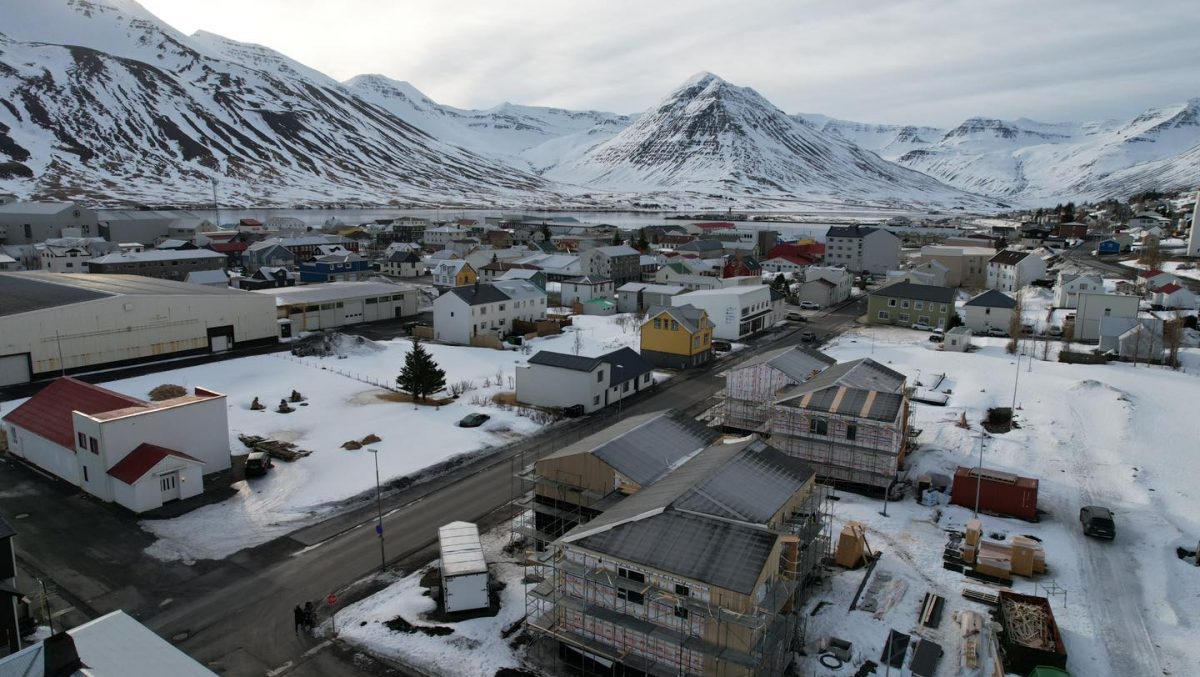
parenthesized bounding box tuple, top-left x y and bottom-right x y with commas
(673, 441, 814, 524)
(600, 347, 654, 387)
(590, 409, 719, 486)
(989, 249, 1032, 265)
(0, 273, 114, 316)
(870, 281, 956, 304)
(779, 357, 905, 399)
(826, 225, 879, 239)
(448, 283, 510, 305)
(964, 289, 1017, 308)
(796, 386, 905, 422)
(572, 511, 777, 595)
(527, 351, 601, 372)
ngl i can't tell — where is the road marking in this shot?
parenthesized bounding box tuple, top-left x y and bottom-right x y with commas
(50, 606, 74, 619)
(265, 660, 293, 676)
(264, 641, 331, 676)
(301, 640, 331, 659)
(159, 598, 174, 607)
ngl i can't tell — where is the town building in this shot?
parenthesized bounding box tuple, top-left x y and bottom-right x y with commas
(561, 276, 614, 307)
(184, 270, 230, 288)
(1187, 192, 1200, 258)
(795, 267, 853, 307)
(430, 260, 478, 289)
(0, 253, 18, 271)
(231, 266, 296, 291)
(86, 249, 227, 281)
(1074, 292, 1140, 341)
(0, 273, 278, 387)
(768, 357, 909, 490)
(432, 280, 547, 345)
(918, 245, 995, 288)
(723, 346, 836, 433)
(639, 304, 713, 369)
(961, 289, 1017, 334)
(986, 250, 1047, 292)
(592, 245, 641, 285)
(761, 253, 815, 274)
(1128, 212, 1171, 230)
(615, 282, 686, 313)
(1098, 317, 1166, 361)
(99, 209, 213, 245)
(496, 267, 548, 290)
(1096, 235, 1133, 255)
(380, 250, 424, 278)
(1053, 272, 1104, 308)
(3, 378, 230, 512)
(298, 251, 369, 283)
(1152, 282, 1198, 310)
(671, 285, 778, 340)
(423, 224, 471, 248)
(516, 347, 653, 414)
(38, 243, 94, 273)
(255, 281, 419, 334)
(0, 202, 100, 244)
(823, 225, 900, 274)
(866, 282, 956, 329)
(944, 326, 972, 352)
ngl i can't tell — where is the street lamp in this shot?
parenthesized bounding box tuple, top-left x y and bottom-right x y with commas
(973, 433, 986, 518)
(367, 448, 385, 572)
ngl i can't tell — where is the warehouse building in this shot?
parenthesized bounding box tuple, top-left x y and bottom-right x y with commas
(87, 248, 227, 281)
(0, 202, 101, 244)
(254, 281, 420, 333)
(0, 272, 278, 387)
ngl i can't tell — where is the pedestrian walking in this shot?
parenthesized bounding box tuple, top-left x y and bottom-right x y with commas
(304, 601, 315, 631)
(293, 605, 304, 634)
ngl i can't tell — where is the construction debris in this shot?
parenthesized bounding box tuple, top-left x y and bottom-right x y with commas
(880, 629, 910, 668)
(909, 638, 943, 677)
(836, 520, 874, 568)
(953, 519, 1047, 582)
(238, 434, 312, 462)
(995, 591, 1068, 673)
(919, 592, 945, 628)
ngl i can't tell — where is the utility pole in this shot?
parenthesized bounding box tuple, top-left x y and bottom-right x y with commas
(368, 448, 385, 571)
(973, 433, 986, 518)
(1010, 352, 1021, 429)
(210, 177, 220, 229)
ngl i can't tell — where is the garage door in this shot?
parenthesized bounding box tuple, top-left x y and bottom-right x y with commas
(0, 353, 32, 387)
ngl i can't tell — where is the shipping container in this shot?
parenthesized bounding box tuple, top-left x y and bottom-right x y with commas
(438, 521, 490, 613)
(950, 466, 1039, 521)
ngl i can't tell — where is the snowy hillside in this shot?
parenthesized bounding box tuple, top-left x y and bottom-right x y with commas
(543, 73, 997, 209)
(0, 0, 556, 207)
(793, 114, 946, 162)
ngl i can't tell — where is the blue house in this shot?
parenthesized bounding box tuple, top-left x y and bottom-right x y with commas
(1096, 236, 1131, 255)
(299, 252, 369, 283)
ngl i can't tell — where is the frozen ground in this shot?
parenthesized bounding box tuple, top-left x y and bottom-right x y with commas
(797, 325, 1199, 676)
(6, 314, 649, 563)
(333, 525, 530, 676)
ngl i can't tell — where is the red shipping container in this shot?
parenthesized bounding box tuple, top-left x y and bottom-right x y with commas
(950, 466, 1039, 521)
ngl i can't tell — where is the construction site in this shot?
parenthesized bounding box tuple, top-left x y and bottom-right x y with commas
(513, 409, 835, 676)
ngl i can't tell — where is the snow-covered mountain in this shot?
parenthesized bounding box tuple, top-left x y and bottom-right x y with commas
(541, 73, 995, 209)
(0, 0, 557, 206)
(793, 114, 946, 162)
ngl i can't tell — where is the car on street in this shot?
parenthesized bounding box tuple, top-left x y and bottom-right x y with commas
(928, 333, 944, 343)
(457, 413, 491, 428)
(244, 451, 272, 478)
(1079, 505, 1116, 539)
(911, 322, 934, 332)
(800, 331, 817, 343)
(986, 327, 1009, 337)
(799, 301, 820, 310)
(785, 311, 808, 322)
(712, 339, 733, 352)
(1048, 326, 1063, 337)
(561, 404, 585, 418)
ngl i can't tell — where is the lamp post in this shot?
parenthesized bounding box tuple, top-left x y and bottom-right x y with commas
(367, 448, 385, 571)
(973, 433, 986, 518)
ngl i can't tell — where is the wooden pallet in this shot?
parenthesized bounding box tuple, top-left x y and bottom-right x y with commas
(962, 588, 1000, 606)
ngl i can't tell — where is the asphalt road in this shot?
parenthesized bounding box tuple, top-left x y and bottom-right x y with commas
(136, 300, 863, 675)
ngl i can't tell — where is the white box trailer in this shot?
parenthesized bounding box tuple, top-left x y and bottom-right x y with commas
(438, 521, 489, 613)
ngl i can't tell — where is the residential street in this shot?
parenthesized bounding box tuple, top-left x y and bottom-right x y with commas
(5, 299, 864, 676)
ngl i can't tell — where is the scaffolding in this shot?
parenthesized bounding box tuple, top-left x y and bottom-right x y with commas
(518, 482, 834, 676)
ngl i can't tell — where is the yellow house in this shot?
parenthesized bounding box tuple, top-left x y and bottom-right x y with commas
(433, 260, 477, 288)
(639, 304, 713, 369)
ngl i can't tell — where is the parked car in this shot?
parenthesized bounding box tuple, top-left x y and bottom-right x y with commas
(800, 331, 817, 343)
(986, 327, 1009, 337)
(712, 339, 733, 352)
(928, 334, 944, 343)
(244, 451, 272, 478)
(1048, 326, 1064, 337)
(1079, 505, 1115, 539)
(911, 322, 934, 332)
(785, 311, 808, 322)
(799, 301, 820, 310)
(457, 413, 491, 428)
(561, 404, 586, 418)
(1022, 322, 1036, 334)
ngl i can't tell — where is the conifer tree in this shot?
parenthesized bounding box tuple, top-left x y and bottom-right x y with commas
(397, 339, 446, 402)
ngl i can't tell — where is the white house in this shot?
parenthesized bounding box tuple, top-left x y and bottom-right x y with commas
(38, 244, 93, 273)
(885, 260, 949, 288)
(1053, 272, 1104, 308)
(515, 347, 654, 414)
(1128, 211, 1171, 230)
(960, 289, 1016, 333)
(1075, 292, 1140, 341)
(615, 282, 686, 313)
(561, 275, 614, 306)
(986, 250, 1047, 292)
(382, 250, 424, 278)
(795, 266, 853, 307)
(1152, 282, 1198, 309)
(2, 378, 230, 513)
(823, 225, 901, 275)
(432, 280, 547, 345)
(671, 285, 777, 340)
(422, 224, 471, 248)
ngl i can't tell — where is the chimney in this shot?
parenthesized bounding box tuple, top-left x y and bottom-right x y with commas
(43, 632, 85, 677)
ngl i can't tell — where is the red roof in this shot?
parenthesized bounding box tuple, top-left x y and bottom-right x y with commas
(1138, 269, 1165, 279)
(768, 242, 824, 259)
(768, 253, 816, 266)
(3, 378, 147, 449)
(208, 242, 247, 253)
(239, 218, 263, 227)
(1156, 282, 1183, 294)
(107, 443, 202, 485)
(695, 222, 735, 230)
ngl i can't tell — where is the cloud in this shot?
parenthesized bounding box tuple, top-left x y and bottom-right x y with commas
(138, 0, 1200, 125)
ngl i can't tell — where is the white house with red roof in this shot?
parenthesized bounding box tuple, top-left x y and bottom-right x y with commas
(2, 378, 229, 512)
(1152, 282, 1198, 310)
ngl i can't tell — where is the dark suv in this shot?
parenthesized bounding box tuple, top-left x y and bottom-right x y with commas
(1080, 505, 1115, 539)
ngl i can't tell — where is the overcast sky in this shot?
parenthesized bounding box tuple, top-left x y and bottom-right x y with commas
(139, 0, 1199, 126)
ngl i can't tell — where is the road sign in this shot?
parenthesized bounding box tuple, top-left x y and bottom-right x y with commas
(326, 593, 337, 606)
(376, 524, 383, 535)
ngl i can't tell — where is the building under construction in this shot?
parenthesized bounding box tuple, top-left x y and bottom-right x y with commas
(518, 409, 831, 676)
(723, 346, 836, 433)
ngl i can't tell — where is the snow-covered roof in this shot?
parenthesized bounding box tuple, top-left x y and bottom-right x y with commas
(0, 201, 81, 215)
(256, 281, 414, 306)
(90, 249, 226, 264)
(438, 521, 487, 577)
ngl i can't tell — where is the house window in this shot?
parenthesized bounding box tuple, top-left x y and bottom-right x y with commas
(643, 373, 650, 383)
(901, 300, 910, 309)
(674, 606, 689, 619)
(654, 318, 662, 329)
(671, 320, 679, 331)
(78, 432, 87, 448)
(623, 382, 630, 392)
(918, 315, 929, 325)
(899, 314, 910, 323)
(597, 370, 604, 382)
(593, 395, 600, 405)
(846, 423, 857, 441)
(675, 584, 690, 597)
(618, 567, 645, 583)
(877, 310, 889, 320)
(89, 437, 98, 454)
(618, 588, 645, 605)
(941, 304, 948, 312)
(809, 417, 828, 435)
(915, 301, 924, 310)
(888, 299, 897, 307)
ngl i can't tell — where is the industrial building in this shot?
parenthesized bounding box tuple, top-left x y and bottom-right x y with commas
(521, 410, 831, 676)
(0, 273, 279, 387)
(87, 248, 227, 281)
(0, 202, 101, 245)
(723, 346, 837, 433)
(254, 281, 419, 333)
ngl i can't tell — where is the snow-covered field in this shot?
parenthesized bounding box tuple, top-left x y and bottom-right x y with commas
(0, 314, 649, 563)
(335, 525, 529, 676)
(797, 326, 1200, 676)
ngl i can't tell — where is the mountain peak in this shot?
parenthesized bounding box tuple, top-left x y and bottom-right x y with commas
(680, 71, 724, 88)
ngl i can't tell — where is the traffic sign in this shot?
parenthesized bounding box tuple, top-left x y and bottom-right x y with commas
(376, 524, 383, 535)
(326, 593, 337, 606)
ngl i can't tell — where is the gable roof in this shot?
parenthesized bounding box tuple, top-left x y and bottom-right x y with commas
(387, 251, 421, 263)
(964, 289, 1017, 309)
(643, 304, 710, 334)
(989, 250, 1033, 266)
(3, 378, 147, 448)
(672, 440, 814, 524)
(734, 345, 836, 382)
(527, 350, 603, 372)
(870, 281, 956, 304)
(448, 282, 509, 305)
(600, 347, 654, 387)
(826, 225, 881, 239)
(1155, 282, 1184, 294)
(776, 357, 906, 408)
(107, 443, 202, 485)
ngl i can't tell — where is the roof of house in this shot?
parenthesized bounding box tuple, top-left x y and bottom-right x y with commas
(258, 281, 413, 306)
(644, 304, 711, 334)
(2, 378, 147, 448)
(826, 225, 881, 239)
(776, 357, 907, 422)
(387, 251, 422, 263)
(0, 272, 250, 316)
(526, 347, 651, 386)
(0, 201, 80, 216)
(989, 250, 1033, 266)
(964, 289, 1017, 309)
(765, 253, 817, 266)
(671, 440, 814, 524)
(492, 279, 545, 302)
(870, 281, 956, 304)
(447, 282, 510, 306)
(596, 245, 639, 257)
(107, 443, 202, 485)
(675, 284, 769, 299)
(565, 275, 611, 285)
(1155, 282, 1184, 294)
(496, 268, 543, 282)
(733, 345, 836, 382)
(1137, 268, 1166, 279)
(184, 270, 229, 286)
(616, 282, 685, 295)
(89, 249, 226, 264)
(676, 239, 724, 253)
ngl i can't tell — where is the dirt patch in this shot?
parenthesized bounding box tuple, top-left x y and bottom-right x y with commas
(383, 615, 454, 636)
(361, 433, 382, 445)
(148, 384, 187, 401)
(982, 407, 1017, 433)
(373, 391, 456, 406)
(491, 392, 519, 406)
(341, 440, 363, 450)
